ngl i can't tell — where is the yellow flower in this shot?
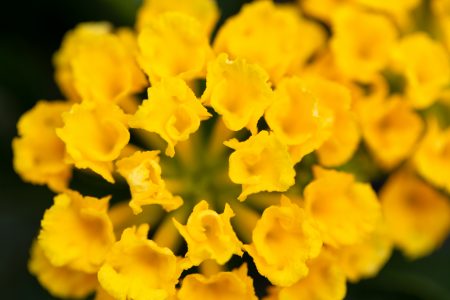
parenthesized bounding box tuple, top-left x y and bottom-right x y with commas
(18, 0, 450, 297)
(54, 22, 146, 103)
(265, 76, 334, 163)
(202, 53, 273, 133)
(57, 101, 130, 182)
(304, 167, 381, 247)
(28, 241, 98, 299)
(381, 169, 450, 258)
(12, 100, 72, 192)
(414, 120, 450, 192)
(138, 12, 212, 83)
(116, 151, 183, 214)
(130, 77, 210, 157)
(303, 76, 360, 167)
(214, 0, 326, 83)
(38, 191, 115, 273)
(336, 219, 393, 282)
(225, 131, 296, 201)
(178, 264, 257, 300)
(276, 250, 347, 300)
(136, 0, 219, 37)
(358, 96, 423, 169)
(244, 196, 322, 287)
(331, 6, 397, 82)
(391, 33, 450, 108)
(98, 225, 185, 300)
(174, 200, 243, 265)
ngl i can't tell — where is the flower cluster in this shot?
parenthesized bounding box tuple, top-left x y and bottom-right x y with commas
(13, 0, 450, 299)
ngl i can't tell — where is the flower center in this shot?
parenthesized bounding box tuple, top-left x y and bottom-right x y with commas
(160, 118, 241, 209)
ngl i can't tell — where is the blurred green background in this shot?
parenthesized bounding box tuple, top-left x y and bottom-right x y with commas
(0, 0, 448, 299)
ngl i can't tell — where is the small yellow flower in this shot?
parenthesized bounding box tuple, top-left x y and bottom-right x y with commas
(414, 120, 450, 192)
(391, 33, 450, 108)
(276, 250, 347, 300)
(358, 96, 423, 169)
(244, 196, 322, 287)
(54, 22, 147, 103)
(214, 0, 326, 82)
(304, 167, 381, 247)
(28, 241, 98, 299)
(380, 169, 450, 258)
(136, 0, 219, 37)
(12, 100, 72, 191)
(98, 225, 185, 300)
(178, 264, 257, 300)
(331, 6, 397, 82)
(303, 76, 360, 167)
(138, 12, 212, 83)
(174, 200, 243, 265)
(57, 101, 130, 182)
(38, 191, 115, 273)
(116, 151, 183, 214)
(265, 76, 334, 163)
(130, 77, 210, 157)
(202, 53, 273, 133)
(336, 219, 393, 282)
(225, 131, 296, 201)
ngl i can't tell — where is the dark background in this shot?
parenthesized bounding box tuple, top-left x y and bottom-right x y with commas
(0, 0, 449, 299)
